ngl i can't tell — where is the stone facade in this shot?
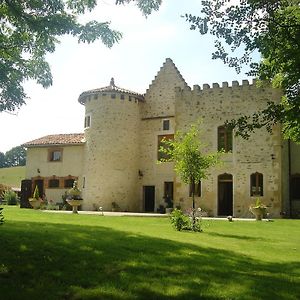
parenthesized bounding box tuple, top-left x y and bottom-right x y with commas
(23, 58, 300, 217)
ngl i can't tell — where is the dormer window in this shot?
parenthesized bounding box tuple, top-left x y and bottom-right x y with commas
(163, 119, 170, 131)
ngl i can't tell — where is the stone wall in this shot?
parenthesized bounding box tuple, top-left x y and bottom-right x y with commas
(82, 92, 140, 211)
(174, 80, 284, 217)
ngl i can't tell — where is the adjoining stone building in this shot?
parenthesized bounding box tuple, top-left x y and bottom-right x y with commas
(23, 58, 300, 217)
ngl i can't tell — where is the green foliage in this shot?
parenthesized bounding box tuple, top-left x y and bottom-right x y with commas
(160, 124, 222, 184)
(253, 198, 266, 209)
(2, 146, 26, 167)
(0, 0, 162, 112)
(170, 209, 202, 232)
(2, 190, 18, 205)
(185, 0, 300, 142)
(0, 152, 5, 168)
(0, 207, 4, 225)
(170, 209, 189, 231)
(160, 123, 222, 212)
(116, 0, 162, 17)
(33, 185, 39, 200)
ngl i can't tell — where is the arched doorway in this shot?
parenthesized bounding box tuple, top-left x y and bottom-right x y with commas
(218, 173, 233, 216)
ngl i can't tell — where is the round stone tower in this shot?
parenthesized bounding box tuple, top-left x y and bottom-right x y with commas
(78, 78, 144, 211)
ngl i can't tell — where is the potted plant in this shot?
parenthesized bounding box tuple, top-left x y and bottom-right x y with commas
(66, 181, 83, 214)
(29, 186, 42, 209)
(111, 201, 120, 212)
(249, 198, 267, 221)
(164, 195, 174, 214)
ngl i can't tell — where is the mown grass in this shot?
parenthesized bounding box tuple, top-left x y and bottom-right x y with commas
(0, 166, 25, 187)
(0, 206, 299, 300)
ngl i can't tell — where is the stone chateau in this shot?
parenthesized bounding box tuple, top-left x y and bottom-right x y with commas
(23, 58, 300, 217)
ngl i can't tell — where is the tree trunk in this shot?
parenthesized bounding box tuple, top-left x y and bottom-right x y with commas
(191, 178, 196, 230)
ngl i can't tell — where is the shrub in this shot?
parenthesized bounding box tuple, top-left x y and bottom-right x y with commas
(170, 209, 189, 231)
(3, 190, 18, 205)
(170, 208, 203, 232)
(0, 207, 4, 225)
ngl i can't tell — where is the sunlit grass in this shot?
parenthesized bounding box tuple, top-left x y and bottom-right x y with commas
(0, 206, 299, 299)
(0, 166, 25, 187)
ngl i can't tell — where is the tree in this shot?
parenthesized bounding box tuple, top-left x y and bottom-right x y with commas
(0, 0, 162, 112)
(160, 124, 222, 229)
(185, 0, 300, 142)
(4, 146, 26, 167)
(0, 152, 6, 168)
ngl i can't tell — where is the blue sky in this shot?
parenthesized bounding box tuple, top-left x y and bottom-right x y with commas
(0, 0, 256, 153)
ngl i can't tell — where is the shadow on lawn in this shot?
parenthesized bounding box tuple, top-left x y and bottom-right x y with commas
(0, 220, 299, 300)
(206, 232, 267, 241)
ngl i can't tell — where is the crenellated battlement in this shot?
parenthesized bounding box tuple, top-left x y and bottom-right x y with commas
(188, 79, 258, 93)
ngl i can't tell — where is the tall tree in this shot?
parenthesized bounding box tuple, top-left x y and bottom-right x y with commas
(0, 0, 162, 112)
(4, 146, 26, 167)
(185, 0, 300, 142)
(159, 124, 222, 229)
(0, 152, 6, 168)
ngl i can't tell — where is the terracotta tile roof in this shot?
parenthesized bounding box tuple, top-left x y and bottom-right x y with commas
(23, 133, 85, 147)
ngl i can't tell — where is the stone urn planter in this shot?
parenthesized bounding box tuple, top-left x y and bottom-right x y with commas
(29, 198, 42, 209)
(249, 199, 267, 221)
(66, 199, 83, 214)
(165, 207, 174, 214)
(66, 181, 83, 214)
(29, 185, 42, 209)
(250, 206, 267, 221)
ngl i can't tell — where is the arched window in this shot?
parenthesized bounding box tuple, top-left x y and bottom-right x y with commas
(218, 126, 232, 152)
(250, 172, 263, 196)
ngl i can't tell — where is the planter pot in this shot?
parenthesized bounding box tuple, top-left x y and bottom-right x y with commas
(29, 198, 42, 210)
(66, 199, 83, 214)
(165, 208, 174, 214)
(250, 206, 267, 221)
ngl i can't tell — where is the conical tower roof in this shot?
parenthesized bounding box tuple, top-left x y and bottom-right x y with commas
(78, 78, 144, 104)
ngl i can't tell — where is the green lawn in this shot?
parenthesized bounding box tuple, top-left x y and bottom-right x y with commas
(0, 166, 25, 187)
(0, 206, 299, 300)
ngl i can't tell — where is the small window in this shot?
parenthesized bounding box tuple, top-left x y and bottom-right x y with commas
(84, 115, 91, 128)
(158, 134, 174, 161)
(163, 119, 170, 131)
(129, 96, 132, 101)
(189, 181, 201, 197)
(218, 126, 233, 152)
(64, 179, 75, 188)
(111, 94, 116, 99)
(49, 179, 59, 188)
(49, 149, 62, 162)
(250, 172, 263, 196)
(120, 94, 125, 100)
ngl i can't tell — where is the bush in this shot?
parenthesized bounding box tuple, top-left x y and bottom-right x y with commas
(170, 209, 190, 231)
(2, 190, 18, 205)
(170, 208, 202, 232)
(0, 207, 4, 225)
